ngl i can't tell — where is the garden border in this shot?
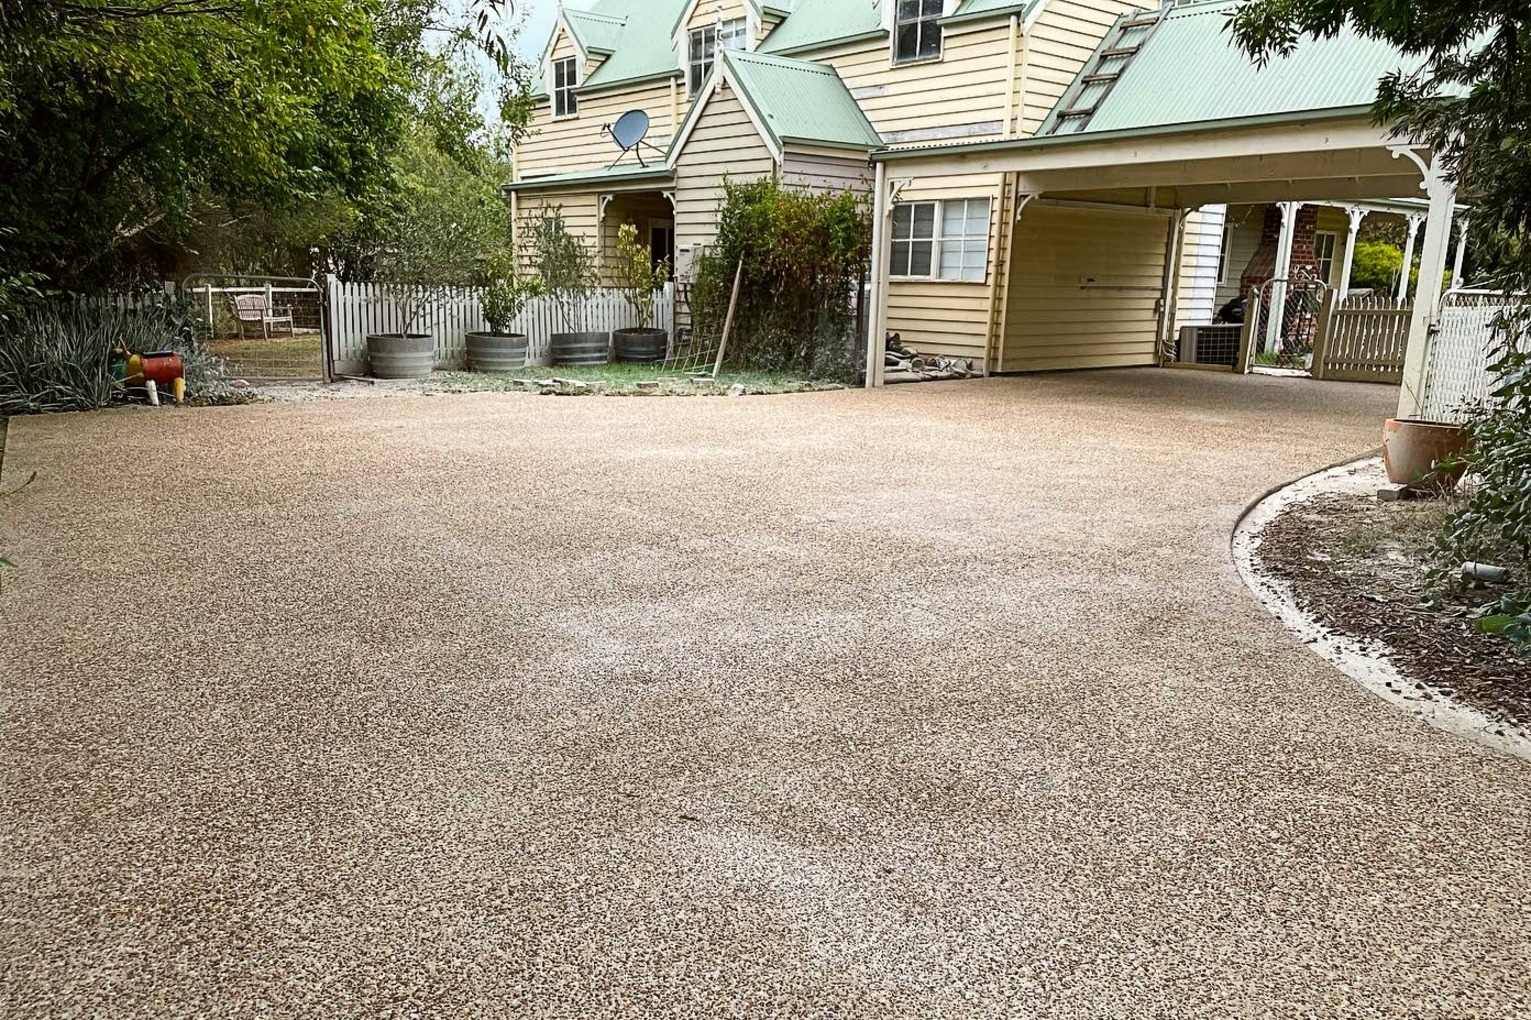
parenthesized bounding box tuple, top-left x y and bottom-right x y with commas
(1232, 454, 1531, 759)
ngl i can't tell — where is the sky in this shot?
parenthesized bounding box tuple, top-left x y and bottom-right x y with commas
(515, 0, 558, 61)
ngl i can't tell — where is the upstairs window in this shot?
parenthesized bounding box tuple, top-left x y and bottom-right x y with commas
(688, 17, 747, 96)
(895, 0, 944, 64)
(553, 57, 578, 118)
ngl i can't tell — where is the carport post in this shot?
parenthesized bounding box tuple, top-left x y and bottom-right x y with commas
(1396, 154, 1456, 417)
(866, 160, 889, 388)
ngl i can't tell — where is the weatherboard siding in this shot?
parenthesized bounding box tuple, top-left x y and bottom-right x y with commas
(780, 149, 871, 194)
(672, 83, 777, 258)
(514, 191, 603, 279)
(1000, 203, 1167, 372)
(518, 81, 678, 179)
(885, 173, 1007, 366)
(810, 23, 1015, 145)
(1175, 205, 1227, 329)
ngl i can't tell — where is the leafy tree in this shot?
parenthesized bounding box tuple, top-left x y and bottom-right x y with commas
(370, 127, 509, 335)
(1227, 0, 1531, 286)
(0, 0, 530, 288)
(525, 209, 597, 334)
(612, 224, 668, 330)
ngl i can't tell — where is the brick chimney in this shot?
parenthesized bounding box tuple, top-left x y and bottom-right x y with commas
(1239, 204, 1321, 296)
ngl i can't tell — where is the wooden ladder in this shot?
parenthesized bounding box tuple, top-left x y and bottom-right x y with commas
(1046, 7, 1169, 135)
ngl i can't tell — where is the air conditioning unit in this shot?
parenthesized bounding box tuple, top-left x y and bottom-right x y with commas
(1177, 324, 1242, 367)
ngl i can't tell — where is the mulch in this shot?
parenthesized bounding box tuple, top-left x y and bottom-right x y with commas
(1257, 492, 1531, 733)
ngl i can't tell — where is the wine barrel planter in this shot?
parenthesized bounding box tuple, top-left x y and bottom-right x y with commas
(613, 327, 669, 364)
(366, 333, 434, 380)
(465, 331, 530, 373)
(1382, 417, 1471, 490)
(551, 331, 611, 366)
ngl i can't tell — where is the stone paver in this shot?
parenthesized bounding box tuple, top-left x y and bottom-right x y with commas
(1, 369, 1527, 1018)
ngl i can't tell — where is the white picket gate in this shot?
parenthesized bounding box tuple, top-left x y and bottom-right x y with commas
(325, 277, 675, 374)
(1419, 290, 1525, 423)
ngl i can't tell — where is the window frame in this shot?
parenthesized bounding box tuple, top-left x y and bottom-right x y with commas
(893, 0, 945, 66)
(1313, 230, 1339, 284)
(889, 197, 991, 283)
(688, 18, 748, 97)
(553, 56, 579, 119)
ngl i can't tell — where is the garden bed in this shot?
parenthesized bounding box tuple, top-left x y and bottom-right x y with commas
(1252, 473, 1530, 738)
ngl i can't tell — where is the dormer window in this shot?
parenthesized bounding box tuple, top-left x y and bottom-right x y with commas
(553, 56, 578, 118)
(688, 17, 747, 96)
(894, 0, 943, 64)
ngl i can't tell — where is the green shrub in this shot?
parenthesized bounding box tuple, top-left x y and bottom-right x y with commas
(480, 248, 542, 334)
(1350, 240, 1403, 292)
(612, 223, 668, 330)
(691, 178, 871, 381)
(1436, 309, 1531, 645)
(0, 297, 233, 414)
(525, 208, 597, 333)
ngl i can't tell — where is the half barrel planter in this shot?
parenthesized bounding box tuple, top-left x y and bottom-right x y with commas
(366, 333, 435, 380)
(551, 331, 611, 366)
(1382, 417, 1471, 490)
(613, 327, 669, 364)
(465, 331, 530, 372)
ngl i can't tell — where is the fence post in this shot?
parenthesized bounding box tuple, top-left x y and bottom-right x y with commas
(1310, 287, 1337, 380)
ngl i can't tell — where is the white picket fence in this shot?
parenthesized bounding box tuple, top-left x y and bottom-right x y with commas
(325, 277, 675, 374)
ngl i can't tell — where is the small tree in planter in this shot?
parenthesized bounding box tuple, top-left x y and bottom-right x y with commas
(525, 207, 604, 366)
(367, 132, 506, 379)
(611, 223, 670, 363)
(466, 247, 543, 371)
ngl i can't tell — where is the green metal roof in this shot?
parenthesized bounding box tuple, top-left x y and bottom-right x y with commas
(563, 8, 626, 55)
(756, 0, 882, 55)
(1049, 0, 1426, 136)
(720, 49, 883, 150)
(505, 162, 675, 194)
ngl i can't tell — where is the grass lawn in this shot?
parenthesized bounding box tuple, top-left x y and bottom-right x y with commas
(208, 332, 324, 379)
(425, 363, 850, 396)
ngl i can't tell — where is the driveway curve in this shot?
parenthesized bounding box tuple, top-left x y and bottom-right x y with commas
(2, 369, 1527, 1018)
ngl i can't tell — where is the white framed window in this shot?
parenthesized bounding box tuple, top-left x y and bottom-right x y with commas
(891, 198, 991, 282)
(1314, 230, 1338, 283)
(688, 18, 746, 96)
(894, 0, 944, 64)
(553, 57, 578, 118)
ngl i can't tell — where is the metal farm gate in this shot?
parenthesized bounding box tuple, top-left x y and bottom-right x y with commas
(183, 275, 330, 382)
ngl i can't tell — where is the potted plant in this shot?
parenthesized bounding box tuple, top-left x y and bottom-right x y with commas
(367, 133, 505, 379)
(526, 207, 605, 366)
(467, 248, 543, 372)
(611, 222, 670, 363)
(1382, 417, 1472, 490)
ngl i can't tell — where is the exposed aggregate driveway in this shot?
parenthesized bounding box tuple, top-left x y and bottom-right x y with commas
(2, 369, 1528, 1018)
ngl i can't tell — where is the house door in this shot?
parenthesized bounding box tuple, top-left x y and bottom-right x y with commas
(650, 220, 675, 280)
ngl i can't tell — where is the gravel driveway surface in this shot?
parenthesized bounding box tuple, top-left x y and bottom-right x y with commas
(2, 369, 1527, 1018)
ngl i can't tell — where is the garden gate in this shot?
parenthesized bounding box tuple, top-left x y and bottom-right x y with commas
(183, 275, 330, 382)
(1237, 275, 1329, 373)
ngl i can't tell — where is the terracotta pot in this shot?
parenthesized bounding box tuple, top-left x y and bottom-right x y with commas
(1382, 417, 1470, 490)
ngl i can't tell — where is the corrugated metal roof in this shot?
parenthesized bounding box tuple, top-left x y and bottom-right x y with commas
(505, 162, 675, 193)
(757, 0, 884, 55)
(722, 49, 883, 150)
(1066, 0, 1424, 135)
(563, 8, 626, 55)
(578, 0, 688, 90)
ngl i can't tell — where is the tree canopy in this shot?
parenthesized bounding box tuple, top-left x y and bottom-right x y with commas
(1227, 0, 1531, 285)
(0, 0, 527, 287)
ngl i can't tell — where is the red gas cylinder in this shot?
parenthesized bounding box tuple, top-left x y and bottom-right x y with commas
(139, 351, 184, 386)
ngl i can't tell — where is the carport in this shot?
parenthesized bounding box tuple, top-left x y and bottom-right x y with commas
(864, 5, 1459, 420)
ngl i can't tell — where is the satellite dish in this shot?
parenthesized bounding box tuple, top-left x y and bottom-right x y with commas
(611, 109, 650, 151)
(603, 109, 665, 168)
